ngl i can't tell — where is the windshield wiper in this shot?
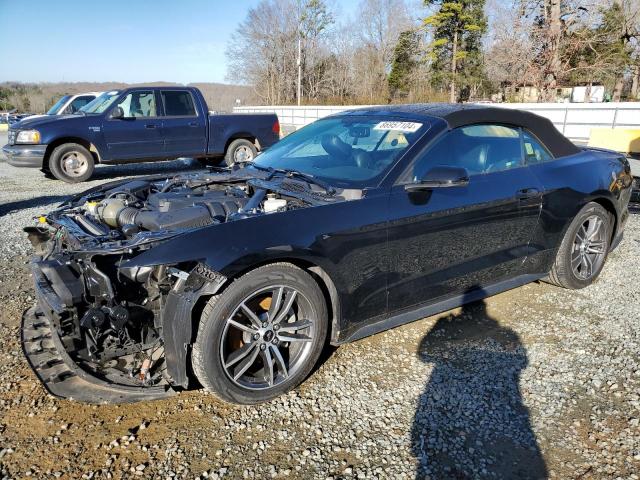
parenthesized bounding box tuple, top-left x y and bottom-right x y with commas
(277, 168, 336, 195)
(245, 162, 335, 194)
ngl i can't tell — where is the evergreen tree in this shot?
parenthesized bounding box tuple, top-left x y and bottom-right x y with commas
(423, 0, 487, 102)
(388, 30, 420, 100)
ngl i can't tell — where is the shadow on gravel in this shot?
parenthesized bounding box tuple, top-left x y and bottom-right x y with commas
(411, 291, 547, 479)
(0, 195, 69, 217)
(91, 159, 205, 181)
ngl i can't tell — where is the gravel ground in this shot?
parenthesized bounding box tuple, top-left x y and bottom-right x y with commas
(0, 143, 639, 479)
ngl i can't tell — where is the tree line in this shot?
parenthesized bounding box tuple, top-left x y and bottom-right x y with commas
(0, 82, 256, 114)
(225, 0, 640, 105)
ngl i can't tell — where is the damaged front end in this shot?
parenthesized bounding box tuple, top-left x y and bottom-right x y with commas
(22, 168, 328, 403)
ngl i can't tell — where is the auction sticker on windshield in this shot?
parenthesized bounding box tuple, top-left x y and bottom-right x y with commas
(373, 121, 422, 133)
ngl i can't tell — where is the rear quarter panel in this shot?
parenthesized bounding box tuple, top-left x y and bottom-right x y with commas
(525, 150, 631, 272)
(207, 114, 279, 155)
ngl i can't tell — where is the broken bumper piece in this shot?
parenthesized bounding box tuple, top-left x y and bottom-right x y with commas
(21, 306, 175, 404)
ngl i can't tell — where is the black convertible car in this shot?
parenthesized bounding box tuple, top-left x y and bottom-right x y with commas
(22, 104, 632, 404)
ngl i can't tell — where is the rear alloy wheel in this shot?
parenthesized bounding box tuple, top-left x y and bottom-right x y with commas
(571, 215, 608, 281)
(224, 138, 257, 166)
(547, 202, 611, 289)
(49, 143, 95, 183)
(192, 264, 327, 404)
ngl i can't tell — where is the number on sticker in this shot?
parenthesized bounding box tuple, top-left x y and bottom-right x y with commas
(373, 121, 423, 133)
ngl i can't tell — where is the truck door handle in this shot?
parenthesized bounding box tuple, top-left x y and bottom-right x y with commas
(516, 188, 540, 200)
(145, 124, 157, 129)
(188, 122, 198, 127)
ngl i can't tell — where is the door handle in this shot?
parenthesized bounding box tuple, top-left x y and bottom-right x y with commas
(145, 124, 157, 129)
(188, 122, 198, 127)
(516, 188, 540, 200)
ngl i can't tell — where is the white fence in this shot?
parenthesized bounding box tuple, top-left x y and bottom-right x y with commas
(235, 102, 640, 143)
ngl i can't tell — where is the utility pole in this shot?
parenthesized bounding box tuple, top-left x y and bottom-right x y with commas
(297, 34, 302, 106)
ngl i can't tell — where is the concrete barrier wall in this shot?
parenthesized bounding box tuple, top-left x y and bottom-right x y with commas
(234, 102, 640, 143)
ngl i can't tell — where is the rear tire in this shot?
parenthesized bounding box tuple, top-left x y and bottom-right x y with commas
(224, 139, 257, 166)
(49, 143, 95, 183)
(547, 202, 611, 289)
(192, 263, 327, 405)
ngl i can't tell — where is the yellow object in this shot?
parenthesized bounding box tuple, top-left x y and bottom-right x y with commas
(259, 297, 272, 311)
(38, 216, 47, 223)
(588, 128, 640, 155)
(0, 124, 7, 132)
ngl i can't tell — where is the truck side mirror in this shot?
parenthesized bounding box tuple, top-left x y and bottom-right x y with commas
(111, 106, 125, 119)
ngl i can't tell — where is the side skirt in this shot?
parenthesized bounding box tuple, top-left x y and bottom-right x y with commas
(339, 273, 546, 344)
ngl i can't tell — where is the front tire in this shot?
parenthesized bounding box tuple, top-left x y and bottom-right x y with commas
(547, 202, 611, 289)
(49, 143, 95, 183)
(224, 138, 257, 166)
(192, 263, 328, 404)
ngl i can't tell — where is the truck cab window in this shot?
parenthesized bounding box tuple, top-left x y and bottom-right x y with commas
(161, 90, 196, 116)
(116, 91, 157, 118)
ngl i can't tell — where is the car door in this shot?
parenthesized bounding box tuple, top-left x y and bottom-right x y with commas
(385, 124, 543, 314)
(101, 90, 164, 161)
(159, 90, 207, 157)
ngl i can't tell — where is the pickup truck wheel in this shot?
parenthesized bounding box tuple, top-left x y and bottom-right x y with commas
(49, 143, 95, 183)
(224, 139, 257, 166)
(192, 263, 328, 404)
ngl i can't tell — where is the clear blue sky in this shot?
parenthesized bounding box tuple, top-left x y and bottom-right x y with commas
(0, 0, 358, 85)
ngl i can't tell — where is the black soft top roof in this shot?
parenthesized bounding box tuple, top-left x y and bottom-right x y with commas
(341, 103, 580, 158)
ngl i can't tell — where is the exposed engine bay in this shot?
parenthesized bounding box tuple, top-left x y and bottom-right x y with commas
(22, 167, 354, 402)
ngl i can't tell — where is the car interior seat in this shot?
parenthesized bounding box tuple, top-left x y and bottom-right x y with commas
(130, 97, 143, 117)
(484, 137, 523, 172)
(141, 95, 155, 117)
(351, 148, 372, 169)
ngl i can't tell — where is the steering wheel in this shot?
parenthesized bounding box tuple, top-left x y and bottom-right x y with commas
(321, 134, 352, 160)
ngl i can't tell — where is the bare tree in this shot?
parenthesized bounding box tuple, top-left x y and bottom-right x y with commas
(352, 0, 413, 102)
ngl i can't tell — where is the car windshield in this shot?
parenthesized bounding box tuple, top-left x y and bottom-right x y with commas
(80, 91, 120, 114)
(46, 95, 71, 115)
(252, 116, 429, 188)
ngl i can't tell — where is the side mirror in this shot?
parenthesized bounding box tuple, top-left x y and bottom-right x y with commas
(111, 106, 125, 119)
(405, 166, 469, 192)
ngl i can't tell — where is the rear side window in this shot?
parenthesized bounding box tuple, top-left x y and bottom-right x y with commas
(161, 91, 196, 116)
(412, 124, 523, 181)
(522, 130, 553, 164)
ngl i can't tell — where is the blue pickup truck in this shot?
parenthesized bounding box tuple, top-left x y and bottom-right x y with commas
(3, 86, 280, 182)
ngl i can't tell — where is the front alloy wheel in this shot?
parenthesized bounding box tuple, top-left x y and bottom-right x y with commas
(192, 263, 327, 404)
(221, 285, 317, 390)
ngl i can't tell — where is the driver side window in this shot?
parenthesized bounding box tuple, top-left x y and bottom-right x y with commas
(116, 91, 157, 118)
(412, 124, 524, 182)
